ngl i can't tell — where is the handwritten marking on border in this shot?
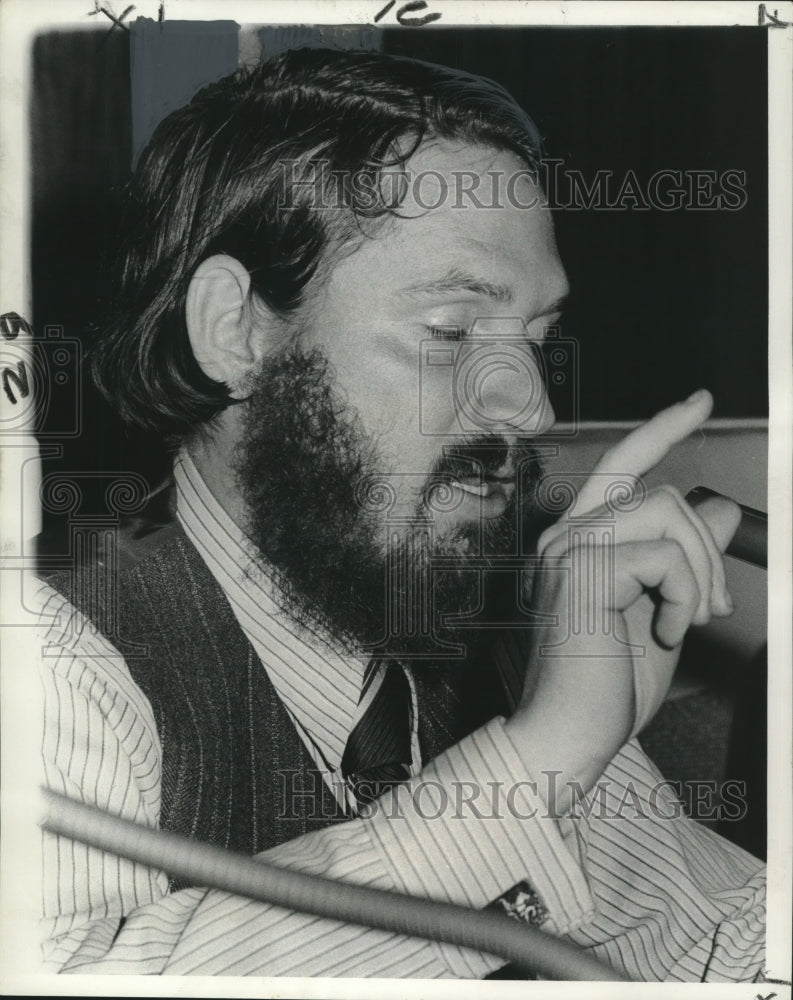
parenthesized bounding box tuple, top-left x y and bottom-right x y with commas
(1, 312, 32, 341)
(375, 0, 442, 26)
(87, 1, 135, 33)
(758, 4, 791, 26)
(2, 361, 30, 405)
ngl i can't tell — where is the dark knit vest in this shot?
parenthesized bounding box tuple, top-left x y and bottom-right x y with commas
(47, 522, 509, 885)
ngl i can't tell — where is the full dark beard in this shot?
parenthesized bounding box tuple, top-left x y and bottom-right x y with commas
(233, 347, 547, 667)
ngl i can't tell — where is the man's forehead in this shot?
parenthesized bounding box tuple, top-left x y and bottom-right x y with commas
(375, 222, 568, 313)
(316, 139, 566, 315)
(323, 229, 567, 325)
(391, 140, 547, 219)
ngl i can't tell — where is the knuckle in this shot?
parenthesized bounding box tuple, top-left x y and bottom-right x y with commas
(652, 484, 683, 515)
(660, 483, 683, 503)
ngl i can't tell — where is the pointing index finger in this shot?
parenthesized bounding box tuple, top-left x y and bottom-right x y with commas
(570, 389, 713, 517)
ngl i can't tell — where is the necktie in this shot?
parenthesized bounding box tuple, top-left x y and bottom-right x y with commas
(341, 659, 413, 810)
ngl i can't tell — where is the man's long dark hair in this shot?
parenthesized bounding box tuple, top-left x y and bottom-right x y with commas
(92, 47, 543, 440)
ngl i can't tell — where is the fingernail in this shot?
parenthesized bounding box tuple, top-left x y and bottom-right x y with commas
(686, 389, 707, 405)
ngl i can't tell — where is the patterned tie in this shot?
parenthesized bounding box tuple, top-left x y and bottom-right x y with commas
(341, 659, 413, 811)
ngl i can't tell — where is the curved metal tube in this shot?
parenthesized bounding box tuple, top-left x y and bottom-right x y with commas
(41, 788, 626, 982)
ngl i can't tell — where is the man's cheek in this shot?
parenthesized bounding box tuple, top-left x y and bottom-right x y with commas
(419, 396, 460, 441)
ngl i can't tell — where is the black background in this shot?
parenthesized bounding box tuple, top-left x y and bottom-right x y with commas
(382, 27, 768, 421)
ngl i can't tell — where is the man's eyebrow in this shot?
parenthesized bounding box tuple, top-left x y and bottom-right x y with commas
(401, 266, 569, 315)
(400, 267, 514, 304)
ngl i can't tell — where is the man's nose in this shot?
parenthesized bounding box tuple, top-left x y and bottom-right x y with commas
(455, 336, 556, 436)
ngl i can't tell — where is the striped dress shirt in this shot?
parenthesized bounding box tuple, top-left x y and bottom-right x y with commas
(35, 454, 766, 979)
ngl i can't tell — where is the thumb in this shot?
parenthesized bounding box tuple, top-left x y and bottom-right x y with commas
(691, 495, 742, 553)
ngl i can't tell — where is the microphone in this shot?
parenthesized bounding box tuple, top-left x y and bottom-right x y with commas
(685, 486, 767, 569)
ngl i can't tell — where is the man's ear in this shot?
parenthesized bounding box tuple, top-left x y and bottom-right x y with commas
(186, 254, 270, 396)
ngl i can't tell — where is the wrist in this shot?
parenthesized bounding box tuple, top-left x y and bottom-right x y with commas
(503, 705, 619, 814)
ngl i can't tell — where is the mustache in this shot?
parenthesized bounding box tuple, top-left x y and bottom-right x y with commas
(428, 434, 542, 483)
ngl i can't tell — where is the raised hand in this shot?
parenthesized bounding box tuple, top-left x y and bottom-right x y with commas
(505, 390, 742, 806)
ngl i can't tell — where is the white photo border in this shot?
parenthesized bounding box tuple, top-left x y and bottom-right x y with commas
(1, 1, 790, 996)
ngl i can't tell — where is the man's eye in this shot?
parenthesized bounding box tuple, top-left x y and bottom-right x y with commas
(427, 325, 467, 341)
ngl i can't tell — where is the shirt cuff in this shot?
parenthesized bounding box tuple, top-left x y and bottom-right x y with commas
(364, 715, 595, 976)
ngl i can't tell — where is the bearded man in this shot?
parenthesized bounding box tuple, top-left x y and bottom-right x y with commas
(34, 48, 765, 979)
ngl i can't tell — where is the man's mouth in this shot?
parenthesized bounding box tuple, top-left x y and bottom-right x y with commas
(428, 444, 520, 517)
(450, 475, 514, 498)
(445, 467, 517, 520)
